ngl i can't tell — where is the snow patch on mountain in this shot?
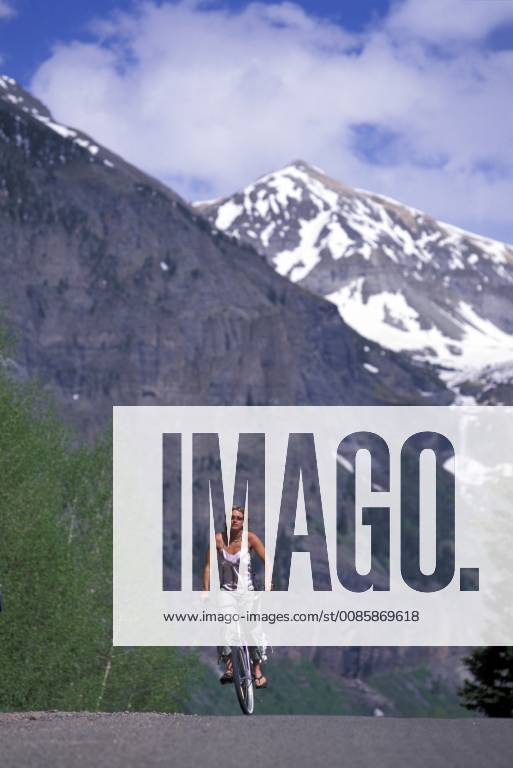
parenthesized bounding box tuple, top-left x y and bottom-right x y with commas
(215, 200, 243, 230)
(327, 278, 513, 371)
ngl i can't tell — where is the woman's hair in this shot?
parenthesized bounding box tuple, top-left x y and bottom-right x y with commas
(223, 505, 245, 544)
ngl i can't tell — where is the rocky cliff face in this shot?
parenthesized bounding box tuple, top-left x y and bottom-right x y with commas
(0, 78, 449, 436)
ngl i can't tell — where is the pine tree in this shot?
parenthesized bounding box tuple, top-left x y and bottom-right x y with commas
(459, 647, 513, 717)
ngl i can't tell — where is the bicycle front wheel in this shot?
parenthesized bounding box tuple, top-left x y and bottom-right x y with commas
(231, 646, 254, 715)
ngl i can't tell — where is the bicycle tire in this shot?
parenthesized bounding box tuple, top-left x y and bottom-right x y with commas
(231, 646, 254, 715)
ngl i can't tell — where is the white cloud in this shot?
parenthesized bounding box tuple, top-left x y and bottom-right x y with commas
(386, 0, 513, 44)
(0, 1, 15, 19)
(30, 0, 513, 242)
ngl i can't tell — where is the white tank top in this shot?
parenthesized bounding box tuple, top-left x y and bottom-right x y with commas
(218, 547, 255, 591)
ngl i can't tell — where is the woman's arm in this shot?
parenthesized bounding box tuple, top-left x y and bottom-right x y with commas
(203, 533, 225, 591)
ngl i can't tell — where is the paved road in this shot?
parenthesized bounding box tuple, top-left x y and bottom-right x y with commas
(1, 712, 512, 768)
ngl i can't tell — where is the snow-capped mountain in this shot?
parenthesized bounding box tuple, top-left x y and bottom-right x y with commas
(196, 161, 513, 385)
(0, 77, 453, 434)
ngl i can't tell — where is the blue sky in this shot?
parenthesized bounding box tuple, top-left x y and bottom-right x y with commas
(1, 0, 513, 242)
(1, 0, 394, 84)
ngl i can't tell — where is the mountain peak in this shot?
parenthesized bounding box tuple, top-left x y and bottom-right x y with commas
(263, 158, 357, 200)
(197, 162, 513, 380)
(265, 157, 341, 182)
(287, 159, 324, 174)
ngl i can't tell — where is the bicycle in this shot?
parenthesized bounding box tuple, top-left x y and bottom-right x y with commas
(218, 580, 271, 715)
(220, 622, 264, 715)
(230, 643, 255, 715)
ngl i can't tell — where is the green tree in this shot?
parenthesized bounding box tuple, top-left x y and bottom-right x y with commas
(459, 647, 513, 717)
(0, 336, 194, 711)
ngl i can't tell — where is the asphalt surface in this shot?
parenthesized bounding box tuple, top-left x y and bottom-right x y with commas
(1, 712, 512, 768)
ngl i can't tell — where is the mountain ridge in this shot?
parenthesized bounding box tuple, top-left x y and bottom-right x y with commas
(0, 76, 450, 436)
(197, 160, 513, 393)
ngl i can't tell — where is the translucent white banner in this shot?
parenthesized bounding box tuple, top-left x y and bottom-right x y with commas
(113, 406, 513, 646)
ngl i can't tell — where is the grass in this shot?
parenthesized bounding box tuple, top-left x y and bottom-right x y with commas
(186, 655, 371, 716)
(366, 666, 472, 717)
(184, 654, 471, 717)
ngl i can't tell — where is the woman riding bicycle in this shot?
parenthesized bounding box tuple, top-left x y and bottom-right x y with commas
(203, 504, 269, 689)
